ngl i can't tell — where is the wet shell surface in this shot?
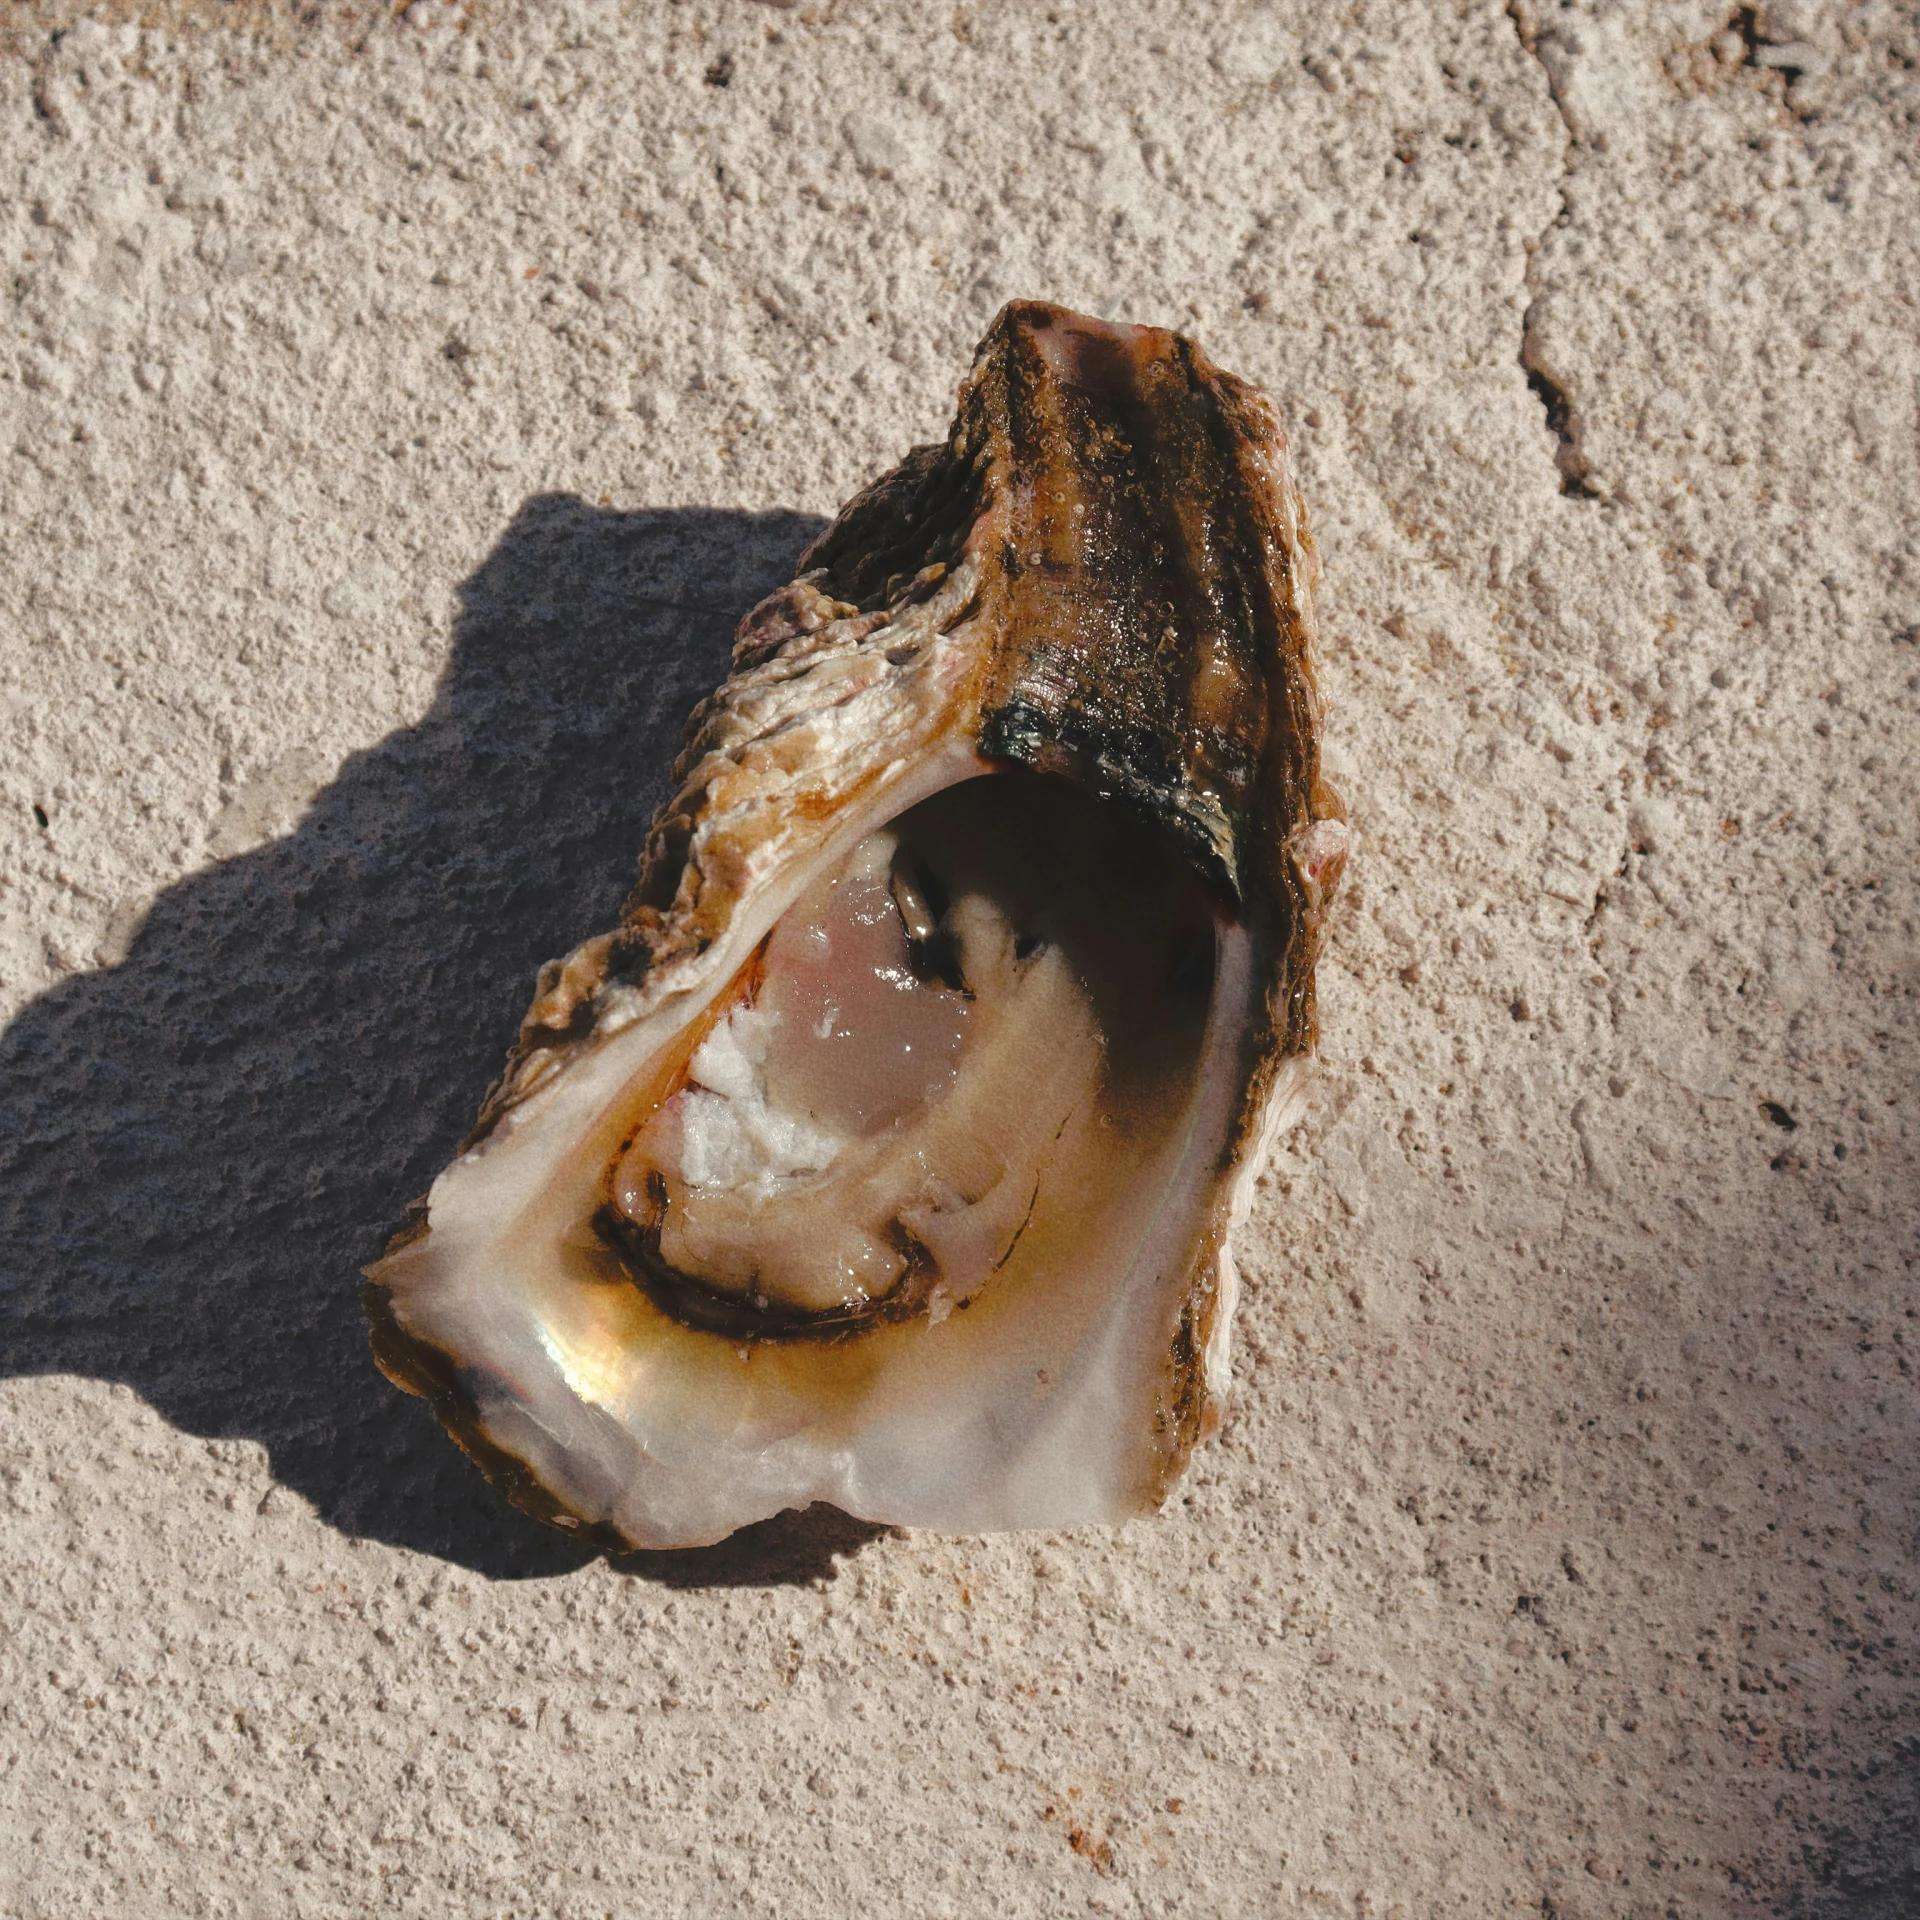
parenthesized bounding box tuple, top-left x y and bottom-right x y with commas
(364, 301, 1347, 1551)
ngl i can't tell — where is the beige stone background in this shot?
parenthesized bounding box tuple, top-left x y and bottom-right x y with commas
(0, 0, 1915, 1913)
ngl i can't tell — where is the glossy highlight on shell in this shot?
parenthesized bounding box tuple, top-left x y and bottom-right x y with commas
(363, 301, 1347, 1550)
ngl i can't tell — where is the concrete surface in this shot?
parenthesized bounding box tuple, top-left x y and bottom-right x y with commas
(1, 2, 1916, 1914)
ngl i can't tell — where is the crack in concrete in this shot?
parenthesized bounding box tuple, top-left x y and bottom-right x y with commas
(1506, 1, 1600, 501)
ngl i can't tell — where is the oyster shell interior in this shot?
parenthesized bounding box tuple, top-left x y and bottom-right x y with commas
(387, 768, 1257, 1547)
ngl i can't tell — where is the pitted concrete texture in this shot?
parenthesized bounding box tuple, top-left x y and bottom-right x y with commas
(1, 3, 1916, 1915)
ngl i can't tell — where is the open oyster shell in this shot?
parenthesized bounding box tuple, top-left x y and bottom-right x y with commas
(364, 301, 1346, 1550)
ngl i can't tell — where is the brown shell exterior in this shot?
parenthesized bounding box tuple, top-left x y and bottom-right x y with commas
(485, 302, 1340, 1130)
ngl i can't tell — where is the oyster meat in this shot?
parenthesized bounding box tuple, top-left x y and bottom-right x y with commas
(365, 300, 1346, 1550)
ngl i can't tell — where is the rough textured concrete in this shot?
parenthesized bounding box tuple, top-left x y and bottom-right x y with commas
(1, 3, 1916, 1914)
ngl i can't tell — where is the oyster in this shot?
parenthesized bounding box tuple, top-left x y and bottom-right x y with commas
(364, 300, 1346, 1550)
